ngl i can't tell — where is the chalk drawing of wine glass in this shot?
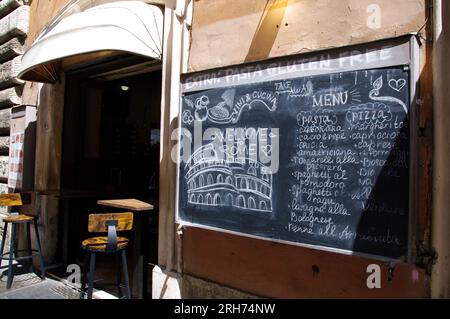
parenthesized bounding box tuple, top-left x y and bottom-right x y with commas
(300, 80, 314, 97)
(369, 76, 408, 114)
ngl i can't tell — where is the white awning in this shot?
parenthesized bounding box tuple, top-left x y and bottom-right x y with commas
(18, 1, 163, 83)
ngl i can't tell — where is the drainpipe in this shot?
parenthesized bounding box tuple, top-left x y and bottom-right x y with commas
(431, 0, 450, 299)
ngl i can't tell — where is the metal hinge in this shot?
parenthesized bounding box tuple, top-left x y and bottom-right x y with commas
(415, 245, 437, 275)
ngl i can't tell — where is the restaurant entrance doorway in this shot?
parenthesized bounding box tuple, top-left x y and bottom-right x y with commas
(55, 56, 162, 298)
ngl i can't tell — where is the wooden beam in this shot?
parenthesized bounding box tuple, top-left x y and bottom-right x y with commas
(0, 37, 24, 63)
(0, 86, 22, 109)
(0, 108, 11, 135)
(0, 1, 27, 20)
(0, 136, 9, 154)
(0, 56, 24, 91)
(0, 155, 8, 182)
(0, 5, 29, 45)
(34, 75, 65, 193)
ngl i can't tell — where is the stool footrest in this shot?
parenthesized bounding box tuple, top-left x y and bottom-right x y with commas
(0, 217, 46, 289)
(1, 249, 41, 260)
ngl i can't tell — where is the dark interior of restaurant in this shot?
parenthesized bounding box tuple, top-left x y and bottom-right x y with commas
(52, 59, 162, 298)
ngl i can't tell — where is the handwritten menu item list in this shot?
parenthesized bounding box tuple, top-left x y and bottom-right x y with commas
(178, 67, 410, 260)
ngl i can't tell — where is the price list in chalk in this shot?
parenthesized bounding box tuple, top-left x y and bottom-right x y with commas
(285, 69, 409, 258)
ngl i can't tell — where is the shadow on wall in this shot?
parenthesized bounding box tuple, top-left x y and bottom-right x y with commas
(245, 0, 289, 62)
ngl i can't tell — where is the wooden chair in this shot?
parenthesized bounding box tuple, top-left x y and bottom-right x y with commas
(0, 193, 45, 289)
(81, 212, 133, 299)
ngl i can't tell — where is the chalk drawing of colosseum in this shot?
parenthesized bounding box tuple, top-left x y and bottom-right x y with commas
(184, 144, 273, 213)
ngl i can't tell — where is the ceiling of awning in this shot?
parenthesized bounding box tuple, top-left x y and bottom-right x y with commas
(18, 1, 163, 83)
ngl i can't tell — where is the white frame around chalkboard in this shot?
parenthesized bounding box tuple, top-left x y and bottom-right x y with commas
(175, 35, 420, 263)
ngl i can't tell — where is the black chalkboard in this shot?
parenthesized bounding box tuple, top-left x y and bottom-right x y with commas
(177, 66, 410, 260)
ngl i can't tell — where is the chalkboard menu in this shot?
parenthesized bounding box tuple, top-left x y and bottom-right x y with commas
(177, 40, 415, 260)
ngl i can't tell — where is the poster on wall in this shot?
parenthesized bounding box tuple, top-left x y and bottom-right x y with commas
(176, 36, 418, 261)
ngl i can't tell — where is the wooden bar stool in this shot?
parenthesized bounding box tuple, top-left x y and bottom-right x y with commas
(0, 193, 45, 289)
(80, 212, 133, 299)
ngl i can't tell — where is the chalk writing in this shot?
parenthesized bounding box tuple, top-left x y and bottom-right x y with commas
(179, 66, 410, 260)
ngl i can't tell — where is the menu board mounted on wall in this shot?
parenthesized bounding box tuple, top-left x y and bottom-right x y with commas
(176, 36, 419, 262)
